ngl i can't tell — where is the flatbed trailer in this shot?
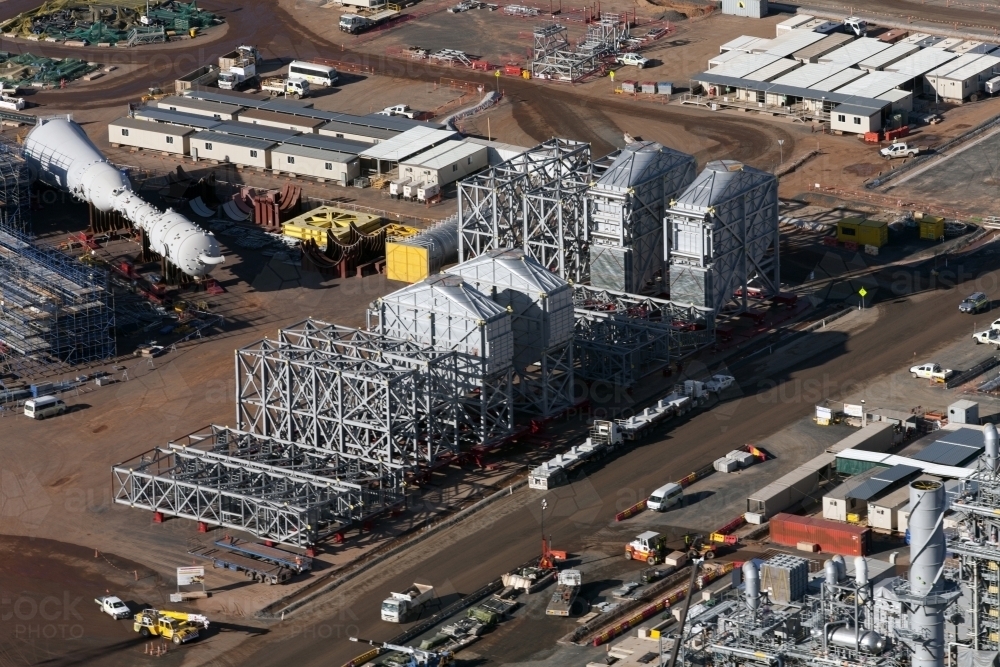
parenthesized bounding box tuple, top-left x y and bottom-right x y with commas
(214, 536, 312, 573)
(545, 570, 582, 617)
(188, 545, 293, 585)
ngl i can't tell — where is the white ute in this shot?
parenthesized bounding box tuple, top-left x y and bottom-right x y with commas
(617, 53, 649, 68)
(378, 104, 419, 119)
(95, 595, 130, 620)
(880, 143, 922, 159)
(910, 362, 952, 381)
(704, 374, 735, 394)
(974, 329, 1000, 346)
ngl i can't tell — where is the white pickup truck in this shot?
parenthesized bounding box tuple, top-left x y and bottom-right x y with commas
(880, 142, 923, 159)
(378, 104, 419, 119)
(910, 363, 952, 381)
(617, 53, 649, 69)
(704, 374, 735, 394)
(974, 329, 1000, 346)
(95, 595, 130, 619)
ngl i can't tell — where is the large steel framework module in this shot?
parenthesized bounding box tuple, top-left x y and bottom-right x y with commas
(666, 160, 779, 312)
(458, 138, 600, 284)
(589, 141, 696, 293)
(447, 248, 575, 417)
(368, 274, 514, 446)
(112, 425, 403, 547)
(529, 15, 629, 81)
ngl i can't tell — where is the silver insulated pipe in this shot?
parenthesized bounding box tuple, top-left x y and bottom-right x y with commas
(22, 118, 224, 278)
(909, 480, 947, 667)
(855, 556, 868, 588)
(743, 560, 760, 610)
(985, 423, 999, 473)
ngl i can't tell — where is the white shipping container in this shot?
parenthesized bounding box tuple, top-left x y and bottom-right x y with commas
(715, 457, 740, 473)
(986, 75, 1000, 94)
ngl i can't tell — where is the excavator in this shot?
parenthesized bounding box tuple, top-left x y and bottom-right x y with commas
(133, 609, 209, 645)
(349, 637, 453, 667)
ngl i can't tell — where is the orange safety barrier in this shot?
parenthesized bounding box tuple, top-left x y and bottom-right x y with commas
(615, 499, 647, 522)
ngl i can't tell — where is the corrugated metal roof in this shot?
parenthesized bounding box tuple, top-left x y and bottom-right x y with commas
(745, 58, 803, 82)
(793, 33, 854, 61)
(673, 160, 774, 211)
(873, 464, 921, 483)
(938, 37, 966, 52)
(211, 121, 299, 142)
(834, 70, 912, 97)
(776, 14, 813, 29)
(158, 96, 242, 113)
(937, 427, 986, 447)
(110, 117, 195, 135)
(184, 89, 301, 107)
(927, 52, 987, 77)
(239, 108, 326, 129)
(401, 140, 485, 170)
(809, 67, 867, 91)
(709, 49, 745, 67)
(362, 112, 441, 132)
(592, 140, 695, 191)
(846, 465, 921, 502)
(132, 107, 221, 130)
(708, 53, 783, 79)
(835, 449, 976, 479)
(694, 71, 888, 109)
(819, 38, 892, 66)
(772, 62, 849, 88)
(320, 120, 397, 140)
(447, 247, 570, 297)
(271, 143, 357, 163)
(720, 35, 763, 52)
(834, 103, 882, 117)
(857, 42, 920, 70)
(189, 131, 276, 150)
(753, 30, 826, 58)
(885, 48, 957, 76)
(902, 32, 931, 44)
(283, 134, 371, 155)
(360, 126, 460, 162)
(954, 41, 982, 54)
(912, 429, 984, 466)
(877, 88, 912, 102)
(936, 54, 1000, 81)
(968, 43, 999, 55)
(916, 35, 946, 49)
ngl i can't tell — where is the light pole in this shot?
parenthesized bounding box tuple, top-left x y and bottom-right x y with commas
(541, 498, 547, 540)
(861, 399, 866, 428)
(778, 139, 784, 165)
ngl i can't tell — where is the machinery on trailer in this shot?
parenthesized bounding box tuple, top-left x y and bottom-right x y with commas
(132, 609, 209, 644)
(188, 544, 294, 585)
(349, 637, 454, 666)
(545, 569, 583, 616)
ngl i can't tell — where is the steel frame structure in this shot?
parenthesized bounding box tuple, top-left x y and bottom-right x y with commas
(112, 425, 403, 547)
(236, 338, 428, 467)
(458, 139, 597, 284)
(0, 137, 30, 235)
(573, 312, 671, 386)
(0, 227, 115, 368)
(529, 15, 628, 80)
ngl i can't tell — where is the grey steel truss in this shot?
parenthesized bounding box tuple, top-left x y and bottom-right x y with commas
(529, 15, 628, 81)
(112, 425, 403, 547)
(573, 284, 715, 385)
(458, 139, 599, 284)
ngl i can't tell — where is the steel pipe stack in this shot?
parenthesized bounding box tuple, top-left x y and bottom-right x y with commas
(909, 479, 947, 667)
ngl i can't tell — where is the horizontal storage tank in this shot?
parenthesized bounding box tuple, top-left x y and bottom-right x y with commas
(369, 273, 513, 375)
(769, 513, 872, 556)
(446, 248, 573, 368)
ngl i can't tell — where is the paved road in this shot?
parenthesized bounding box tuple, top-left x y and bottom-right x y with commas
(215, 247, 1000, 667)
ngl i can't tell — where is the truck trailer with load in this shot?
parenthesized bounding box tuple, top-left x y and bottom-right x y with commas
(218, 45, 261, 90)
(545, 570, 582, 616)
(339, 8, 401, 34)
(349, 637, 454, 666)
(260, 76, 310, 99)
(381, 583, 436, 622)
(188, 544, 295, 585)
(133, 609, 209, 644)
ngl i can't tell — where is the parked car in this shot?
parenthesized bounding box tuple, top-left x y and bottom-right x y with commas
(960, 292, 990, 313)
(616, 53, 649, 68)
(910, 363, 952, 381)
(973, 329, 1000, 346)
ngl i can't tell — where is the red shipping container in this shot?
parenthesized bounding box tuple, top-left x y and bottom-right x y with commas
(769, 513, 871, 556)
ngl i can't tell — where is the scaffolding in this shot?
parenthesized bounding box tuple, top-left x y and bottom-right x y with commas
(111, 425, 403, 548)
(0, 137, 30, 235)
(529, 16, 628, 80)
(458, 138, 599, 284)
(0, 227, 115, 368)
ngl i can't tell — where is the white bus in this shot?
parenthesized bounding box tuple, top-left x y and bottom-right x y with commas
(287, 61, 339, 87)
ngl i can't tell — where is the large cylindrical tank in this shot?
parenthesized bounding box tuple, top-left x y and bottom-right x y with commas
(827, 626, 886, 654)
(22, 118, 223, 278)
(742, 560, 760, 610)
(985, 423, 999, 473)
(909, 480, 947, 667)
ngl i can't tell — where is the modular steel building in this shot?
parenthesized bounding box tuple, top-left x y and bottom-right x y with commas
(238, 108, 325, 133)
(271, 144, 360, 183)
(398, 140, 489, 188)
(360, 126, 461, 174)
(319, 120, 397, 144)
(925, 53, 1000, 101)
(132, 107, 222, 130)
(818, 37, 892, 66)
(721, 0, 767, 18)
(463, 137, 530, 165)
(108, 117, 193, 155)
(158, 95, 242, 120)
(857, 42, 920, 71)
(792, 33, 854, 64)
(745, 452, 837, 522)
(189, 131, 274, 168)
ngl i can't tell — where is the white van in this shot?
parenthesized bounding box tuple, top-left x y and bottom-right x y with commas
(24, 396, 67, 420)
(647, 483, 683, 512)
(287, 61, 339, 87)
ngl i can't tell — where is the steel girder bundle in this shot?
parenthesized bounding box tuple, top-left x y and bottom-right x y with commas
(111, 426, 403, 547)
(458, 139, 595, 283)
(277, 319, 480, 453)
(236, 339, 427, 467)
(573, 284, 715, 357)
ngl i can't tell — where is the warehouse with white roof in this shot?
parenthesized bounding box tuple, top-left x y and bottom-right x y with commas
(398, 140, 488, 187)
(359, 126, 461, 174)
(925, 53, 1000, 101)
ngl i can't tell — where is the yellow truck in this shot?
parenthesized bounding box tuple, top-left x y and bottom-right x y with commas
(133, 609, 209, 645)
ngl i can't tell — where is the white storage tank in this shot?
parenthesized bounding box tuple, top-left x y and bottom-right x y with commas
(721, 0, 768, 18)
(369, 273, 514, 376)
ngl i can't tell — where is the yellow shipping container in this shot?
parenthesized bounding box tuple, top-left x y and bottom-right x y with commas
(386, 242, 431, 283)
(918, 215, 945, 241)
(836, 217, 888, 248)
